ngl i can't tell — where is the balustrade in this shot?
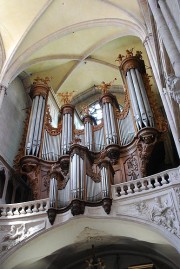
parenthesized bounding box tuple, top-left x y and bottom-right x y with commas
(112, 167, 179, 199)
(0, 198, 49, 217)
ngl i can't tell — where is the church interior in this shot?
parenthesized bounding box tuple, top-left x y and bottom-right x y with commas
(0, 0, 180, 268)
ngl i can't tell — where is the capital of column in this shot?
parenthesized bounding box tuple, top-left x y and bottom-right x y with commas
(31, 78, 50, 98)
(166, 75, 180, 104)
(61, 103, 74, 115)
(119, 55, 146, 76)
(83, 114, 96, 125)
(99, 92, 119, 109)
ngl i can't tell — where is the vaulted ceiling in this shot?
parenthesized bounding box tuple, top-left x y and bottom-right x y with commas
(0, 0, 153, 105)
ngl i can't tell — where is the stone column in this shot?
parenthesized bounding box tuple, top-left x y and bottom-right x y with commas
(158, 0, 180, 52)
(0, 85, 7, 111)
(148, 0, 180, 77)
(162, 88, 180, 157)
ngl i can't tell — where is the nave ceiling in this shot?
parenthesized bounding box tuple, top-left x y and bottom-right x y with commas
(0, 0, 155, 106)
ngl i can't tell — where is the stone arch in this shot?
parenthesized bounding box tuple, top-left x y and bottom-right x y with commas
(1, 217, 180, 269)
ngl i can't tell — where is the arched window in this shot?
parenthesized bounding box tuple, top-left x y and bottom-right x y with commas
(89, 101, 102, 125)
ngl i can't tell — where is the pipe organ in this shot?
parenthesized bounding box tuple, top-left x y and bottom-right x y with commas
(25, 79, 49, 156)
(61, 104, 74, 155)
(121, 52, 154, 130)
(100, 93, 119, 145)
(83, 115, 94, 151)
(15, 50, 168, 224)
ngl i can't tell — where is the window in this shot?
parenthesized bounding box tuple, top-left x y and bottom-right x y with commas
(89, 101, 102, 125)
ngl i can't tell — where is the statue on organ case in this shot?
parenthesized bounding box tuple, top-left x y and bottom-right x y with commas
(95, 78, 117, 94)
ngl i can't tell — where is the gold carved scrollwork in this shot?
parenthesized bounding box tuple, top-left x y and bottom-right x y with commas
(116, 84, 130, 120)
(93, 121, 103, 131)
(58, 91, 75, 105)
(95, 78, 117, 94)
(137, 130, 159, 177)
(44, 105, 62, 135)
(142, 74, 168, 133)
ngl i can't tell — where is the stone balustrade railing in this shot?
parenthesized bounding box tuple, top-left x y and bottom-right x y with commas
(0, 198, 49, 218)
(0, 167, 179, 218)
(112, 166, 180, 199)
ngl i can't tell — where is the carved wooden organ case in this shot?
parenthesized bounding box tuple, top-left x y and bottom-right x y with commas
(14, 52, 167, 223)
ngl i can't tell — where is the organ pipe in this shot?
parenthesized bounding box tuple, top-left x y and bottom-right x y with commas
(98, 160, 114, 198)
(61, 104, 74, 155)
(49, 177, 57, 208)
(25, 80, 49, 156)
(83, 115, 95, 151)
(100, 93, 119, 145)
(119, 51, 154, 130)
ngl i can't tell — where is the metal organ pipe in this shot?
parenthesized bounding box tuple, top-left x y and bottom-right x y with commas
(49, 177, 57, 208)
(32, 96, 44, 155)
(84, 116, 93, 151)
(120, 53, 155, 131)
(108, 103, 117, 143)
(102, 105, 109, 144)
(130, 69, 148, 127)
(25, 82, 49, 156)
(126, 71, 142, 129)
(135, 69, 154, 127)
(100, 93, 118, 146)
(61, 105, 74, 155)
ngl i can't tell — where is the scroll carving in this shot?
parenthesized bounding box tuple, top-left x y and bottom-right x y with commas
(44, 106, 62, 135)
(137, 130, 159, 177)
(142, 74, 168, 133)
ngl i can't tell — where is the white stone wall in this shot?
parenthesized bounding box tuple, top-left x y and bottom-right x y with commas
(0, 78, 29, 167)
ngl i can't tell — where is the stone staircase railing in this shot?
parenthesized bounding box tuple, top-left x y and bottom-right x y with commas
(111, 166, 180, 199)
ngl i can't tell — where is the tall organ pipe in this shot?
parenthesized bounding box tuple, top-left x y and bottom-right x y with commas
(25, 81, 49, 156)
(49, 177, 57, 208)
(135, 69, 154, 127)
(130, 69, 148, 127)
(100, 93, 118, 145)
(83, 115, 94, 151)
(61, 104, 74, 155)
(126, 71, 142, 129)
(120, 54, 154, 130)
(98, 160, 114, 199)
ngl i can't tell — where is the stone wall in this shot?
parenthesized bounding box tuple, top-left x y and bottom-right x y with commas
(0, 78, 29, 167)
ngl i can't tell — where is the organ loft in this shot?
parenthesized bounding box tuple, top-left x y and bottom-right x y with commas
(14, 50, 169, 224)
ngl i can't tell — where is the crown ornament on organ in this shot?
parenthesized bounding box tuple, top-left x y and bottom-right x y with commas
(116, 49, 143, 66)
(33, 76, 51, 85)
(95, 78, 117, 94)
(57, 91, 75, 104)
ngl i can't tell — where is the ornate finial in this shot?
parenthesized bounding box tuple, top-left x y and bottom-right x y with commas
(95, 78, 117, 94)
(125, 48, 134, 58)
(135, 50, 143, 60)
(57, 91, 75, 104)
(115, 54, 125, 65)
(33, 76, 51, 85)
